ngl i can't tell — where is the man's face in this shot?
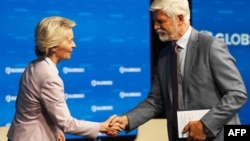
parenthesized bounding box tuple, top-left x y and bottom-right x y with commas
(152, 10, 179, 42)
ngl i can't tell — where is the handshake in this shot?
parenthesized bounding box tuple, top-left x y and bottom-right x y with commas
(58, 115, 128, 141)
(99, 114, 128, 137)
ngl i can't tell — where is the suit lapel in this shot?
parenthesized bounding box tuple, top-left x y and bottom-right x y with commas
(183, 29, 199, 104)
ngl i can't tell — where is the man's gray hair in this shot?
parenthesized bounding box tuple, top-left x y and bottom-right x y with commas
(150, 0, 190, 23)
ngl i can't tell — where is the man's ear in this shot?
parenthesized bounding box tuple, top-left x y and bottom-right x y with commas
(177, 14, 185, 24)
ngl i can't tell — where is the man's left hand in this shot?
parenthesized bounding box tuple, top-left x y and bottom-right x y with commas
(182, 120, 207, 141)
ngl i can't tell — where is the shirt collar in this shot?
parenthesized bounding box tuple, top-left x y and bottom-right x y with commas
(176, 26, 192, 49)
(44, 57, 59, 74)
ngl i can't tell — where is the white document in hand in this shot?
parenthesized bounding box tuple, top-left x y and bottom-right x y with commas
(177, 109, 210, 138)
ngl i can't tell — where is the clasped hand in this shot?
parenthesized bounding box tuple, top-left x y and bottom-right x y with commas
(100, 114, 128, 137)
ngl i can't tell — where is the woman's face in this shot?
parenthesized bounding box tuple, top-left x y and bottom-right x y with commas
(52, 29, 76, 63)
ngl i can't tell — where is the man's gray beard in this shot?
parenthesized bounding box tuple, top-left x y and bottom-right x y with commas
(158, 35, 171, 42)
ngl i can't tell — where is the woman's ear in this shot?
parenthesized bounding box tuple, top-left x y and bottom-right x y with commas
(51, 46, 58, 52)
(47, 46, 57, 56)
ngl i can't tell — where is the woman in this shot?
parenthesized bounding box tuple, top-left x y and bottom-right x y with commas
(7, 16, 120, 141)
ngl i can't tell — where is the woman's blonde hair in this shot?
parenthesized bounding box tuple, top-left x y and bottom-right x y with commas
(34, 16, 76, 58)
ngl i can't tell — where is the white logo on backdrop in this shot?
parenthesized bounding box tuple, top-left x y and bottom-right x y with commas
(91, 105, 113, 112)
(5, 67, 25, 74)
(91, 80, 113, 87)
(63, 67, 85, 74)
(119, 67, 141, 74)
(119, 91, 141, 99)
(64, 93, 85, 100)
(5, 95, 17, 102)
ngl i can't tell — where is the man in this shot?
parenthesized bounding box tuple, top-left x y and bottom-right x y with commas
(110, 0, 248, 141)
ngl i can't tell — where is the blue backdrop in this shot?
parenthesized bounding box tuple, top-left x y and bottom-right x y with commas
(192, 0, 250, 124)
(1, 0, 249, 140)
(0, 0, 151, 139)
